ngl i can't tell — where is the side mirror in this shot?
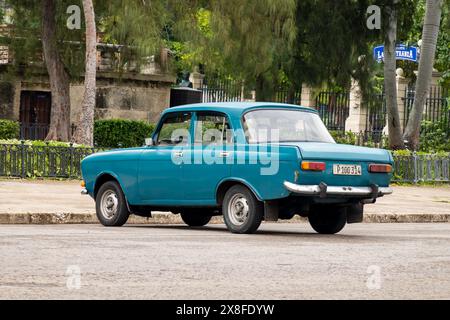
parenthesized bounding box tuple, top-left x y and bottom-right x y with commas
(174, 136, 184, 144)
(145, 138, 155, 146)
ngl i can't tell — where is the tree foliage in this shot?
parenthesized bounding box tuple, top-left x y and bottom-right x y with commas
(98, 0, 171, 71)
(405, 0, 450, 86)
(2, 0, 86, 78)
(289, 1, 374, 89)
(3, 0, 171, 76)
(173, 0, 296, 100)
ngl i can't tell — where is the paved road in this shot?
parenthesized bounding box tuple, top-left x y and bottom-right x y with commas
(1, 223, 449, 299)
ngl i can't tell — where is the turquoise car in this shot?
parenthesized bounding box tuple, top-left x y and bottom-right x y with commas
(81, 102, 393, 234)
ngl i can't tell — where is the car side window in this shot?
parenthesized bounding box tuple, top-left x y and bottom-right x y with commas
(157, 113, 191, 146)
(194, 112, 233, 145)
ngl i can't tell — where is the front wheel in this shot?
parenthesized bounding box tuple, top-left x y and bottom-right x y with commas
(308, 206, 347, 234)
(222, 185, 263, 234)
(96, 181, 130, 227)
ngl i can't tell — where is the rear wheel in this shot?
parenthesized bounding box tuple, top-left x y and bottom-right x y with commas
(96, 181, 130, 227)
(180, 210, 212, 227)
(222, 185, 263, 234)
(308, 206, 347, 234)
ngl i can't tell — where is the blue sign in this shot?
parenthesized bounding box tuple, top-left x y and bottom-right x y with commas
(374, 44, 419, 63)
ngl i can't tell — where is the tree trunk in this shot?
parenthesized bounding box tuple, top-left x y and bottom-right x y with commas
(287, 85, 298, 105)
(72, 0, 97, 146)
(403, 0, 442, 150)
(255, 74, 273, 102)
(42, 0, 71, 142)
(383, 0, 404, 150)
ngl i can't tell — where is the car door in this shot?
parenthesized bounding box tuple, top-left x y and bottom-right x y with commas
(183, 111, 233, 203)
(138, 112, 192, 204)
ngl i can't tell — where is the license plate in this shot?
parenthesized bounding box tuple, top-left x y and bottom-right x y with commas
(333, 164, 362, 176)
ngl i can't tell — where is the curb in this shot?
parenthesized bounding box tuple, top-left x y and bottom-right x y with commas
(0, 212, 449, 225)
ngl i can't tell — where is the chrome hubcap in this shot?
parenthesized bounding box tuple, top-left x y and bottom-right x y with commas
(100, 190, 119, 220)
(228, 193, 250, 226)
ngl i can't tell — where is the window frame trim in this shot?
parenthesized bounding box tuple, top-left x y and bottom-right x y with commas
(193, 111, 234, 146)
(240, 108, 334, 144)
(154, 111, 193, 147)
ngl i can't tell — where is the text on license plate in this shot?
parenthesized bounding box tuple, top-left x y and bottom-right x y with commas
(333, 164, 362, 176)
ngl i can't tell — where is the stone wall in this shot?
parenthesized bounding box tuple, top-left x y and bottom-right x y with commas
(0, 81, 14, 119)
(0, 72, 175, 126)
(71, 72, 175, 126)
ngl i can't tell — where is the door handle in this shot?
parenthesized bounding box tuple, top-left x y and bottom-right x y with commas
(219, 151, 231, 158)
(174, 151, 183, 157)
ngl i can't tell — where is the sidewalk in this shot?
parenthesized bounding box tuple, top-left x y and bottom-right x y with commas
(0, 179, 449, 224)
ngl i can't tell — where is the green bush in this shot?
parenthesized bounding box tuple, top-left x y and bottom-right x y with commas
(329, 131, 358, 145)
(0, 139, 90, 148)
(329, 130, 389, 148)
(419, 120, 450, 153)
(391, 149, 449, 157)
(94, 119, 155, 148)
(0, 120, 20, 139)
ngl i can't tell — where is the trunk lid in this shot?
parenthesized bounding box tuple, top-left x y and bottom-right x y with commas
(282, 142, 391, 163)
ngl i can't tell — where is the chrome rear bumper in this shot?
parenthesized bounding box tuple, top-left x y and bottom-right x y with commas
(284, 181, 393, 198)
(81, 188, 89, 195)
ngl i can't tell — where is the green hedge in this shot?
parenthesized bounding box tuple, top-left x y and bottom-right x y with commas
(419, 120, 450, 153)
(0, 139, 91, 148)
(0, 119, 20, 140)
(329, 130, 389, 148)
(94, 119, 155, 148)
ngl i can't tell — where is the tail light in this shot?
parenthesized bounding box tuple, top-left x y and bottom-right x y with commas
(301, 161, 326, 172)
(369, 164, 392, 173)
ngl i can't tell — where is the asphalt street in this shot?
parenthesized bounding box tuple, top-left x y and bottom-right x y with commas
(1, 223, 449, 299)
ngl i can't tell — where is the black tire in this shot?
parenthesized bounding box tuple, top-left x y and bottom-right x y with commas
(222, 185, 263, 234)
(308, 206, 347, 234)
(180, 210, 212, 227)
(95, 181, 130, 227)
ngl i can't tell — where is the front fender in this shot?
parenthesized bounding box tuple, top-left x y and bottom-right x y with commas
(92, 171, 124, 196)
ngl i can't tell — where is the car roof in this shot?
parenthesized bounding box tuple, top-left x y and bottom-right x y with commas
(163, 102, 317, 117)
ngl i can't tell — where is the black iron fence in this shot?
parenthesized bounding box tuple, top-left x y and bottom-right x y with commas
(201, 78, 244, 103)
(0, 142, 100, 179)
(20, 123, 49, 141)
(201, 75, 304, 105)
(365, 92, 386, 143)
(273, 87, 301, 105)
(332, 131, 389, 149)
(403, 85, 449, 136)
(315, 91, 349, 132)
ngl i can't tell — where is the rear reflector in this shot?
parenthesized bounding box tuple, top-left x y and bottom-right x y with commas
(369, 164, 392, 173)
(301, 161, 326, 171)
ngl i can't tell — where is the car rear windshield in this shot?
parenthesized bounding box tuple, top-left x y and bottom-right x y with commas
(243, 109, 335, 144)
